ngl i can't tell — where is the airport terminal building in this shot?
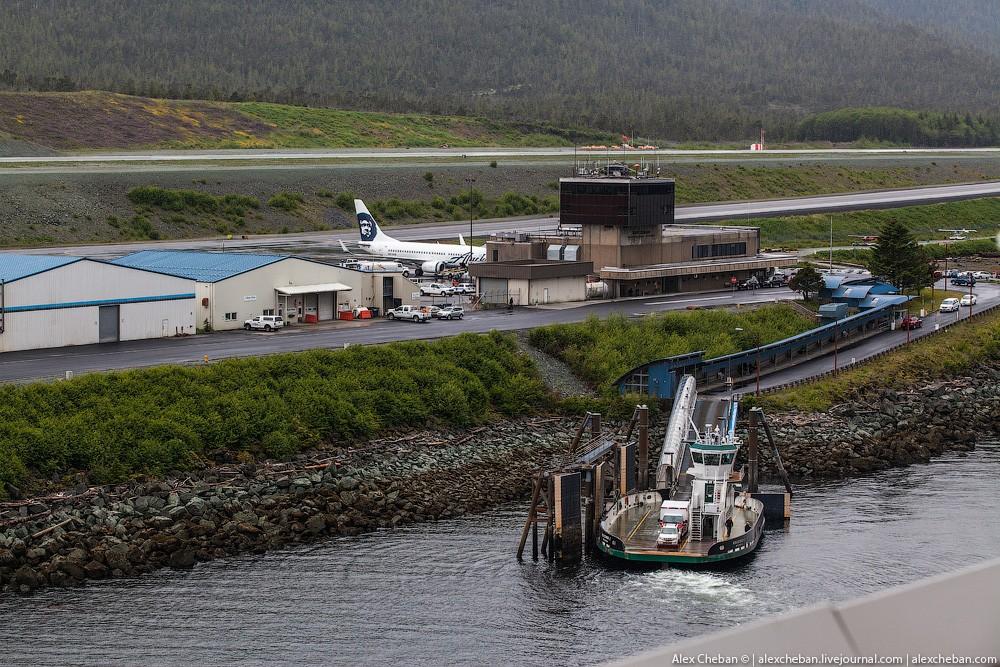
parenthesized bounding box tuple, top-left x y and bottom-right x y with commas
(471, 173, 796, 302)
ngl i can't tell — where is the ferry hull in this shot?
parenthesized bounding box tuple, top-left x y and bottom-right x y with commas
(597, 508, 765, 566)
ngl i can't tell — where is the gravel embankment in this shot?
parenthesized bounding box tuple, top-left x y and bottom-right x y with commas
(751, 366, 1000, 479)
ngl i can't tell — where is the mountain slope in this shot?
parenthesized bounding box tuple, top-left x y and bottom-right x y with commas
(0, 0, 998, 140)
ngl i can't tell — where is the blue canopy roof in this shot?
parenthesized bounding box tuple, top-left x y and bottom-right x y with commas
(859, 294, 910, 309)
(0, 254, 81, 283)
(110, 250, 286, 282)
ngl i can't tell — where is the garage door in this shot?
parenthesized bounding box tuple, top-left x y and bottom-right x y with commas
(479, 277, 508, 304)
(98, 305, 120, 343)
(318, 291, 334, 320)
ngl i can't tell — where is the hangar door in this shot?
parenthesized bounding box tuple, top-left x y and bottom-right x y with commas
(98, 305, 120, 343)
(478, 277, 508, 305)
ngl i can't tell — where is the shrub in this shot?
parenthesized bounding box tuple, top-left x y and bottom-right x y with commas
(334, 191, 356, 210)
(528, 306, 816, 392)
(268, 192, 304, 211)
(0, 333, 548, 495)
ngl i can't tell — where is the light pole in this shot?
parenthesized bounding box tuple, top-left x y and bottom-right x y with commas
(734, 326, 761, 395)
(828, 215, 834, 273)
(968, 277, 974, 318)
(833, 317, 840, 373)
(731, 327, 743, 391)
(464, 176, 476, 252)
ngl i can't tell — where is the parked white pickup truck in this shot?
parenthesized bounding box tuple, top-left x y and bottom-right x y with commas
(386, 305, 430, 322)
(244, 315, 284, 331)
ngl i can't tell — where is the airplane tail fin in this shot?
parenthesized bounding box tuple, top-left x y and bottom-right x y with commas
(458, 233, 467, 247)
(355, 199, 393, 243)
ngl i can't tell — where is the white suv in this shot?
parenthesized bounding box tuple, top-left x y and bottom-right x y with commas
(244, 315, 284, 331)
(939, 298, 961, 313)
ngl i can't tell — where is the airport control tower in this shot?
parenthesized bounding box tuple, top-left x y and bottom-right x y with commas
(559, 176, 676, 270)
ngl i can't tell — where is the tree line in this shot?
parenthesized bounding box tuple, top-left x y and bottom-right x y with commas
(0, 0, 998, 142)
(796, 108, 1000, 147)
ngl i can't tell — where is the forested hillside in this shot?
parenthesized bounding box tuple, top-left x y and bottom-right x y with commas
(1, 0, 999, 141)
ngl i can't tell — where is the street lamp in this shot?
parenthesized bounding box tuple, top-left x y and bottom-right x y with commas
(833, 316, 840, 372)
(464, 176, 476, 253)
(730, 327, 743, 391)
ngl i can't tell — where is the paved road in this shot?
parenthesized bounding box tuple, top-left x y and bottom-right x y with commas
(0, 288, 797, 383)
(738, 279, 1000, 394)
(7, 181, 1000, 259)
(3, 279, 995, 387)
(4, 147, 1000, 165)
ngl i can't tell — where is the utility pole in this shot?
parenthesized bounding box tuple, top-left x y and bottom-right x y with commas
(833, 317, 840, 372)
(464, 176, 476, 254)
(829, 215, 834, 273)
(755, 339, 761, 396)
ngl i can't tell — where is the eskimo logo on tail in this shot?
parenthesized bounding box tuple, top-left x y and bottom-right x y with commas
(358, 212, 377, 242)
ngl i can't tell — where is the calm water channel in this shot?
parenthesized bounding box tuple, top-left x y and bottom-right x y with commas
(2, 442, 998, 667)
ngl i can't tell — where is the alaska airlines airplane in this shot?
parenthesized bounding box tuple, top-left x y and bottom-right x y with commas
(351, 199, 486, 276)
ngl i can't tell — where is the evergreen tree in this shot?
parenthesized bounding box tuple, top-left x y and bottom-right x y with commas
(789, 263, 824, 301)
(867, 219, 929, 291)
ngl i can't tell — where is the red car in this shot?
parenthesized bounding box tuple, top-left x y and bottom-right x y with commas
(900, 316, 923, 330)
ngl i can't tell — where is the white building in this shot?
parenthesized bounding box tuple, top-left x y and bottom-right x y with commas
(0, 255, 196, 353)
(111, 250, 418, 331)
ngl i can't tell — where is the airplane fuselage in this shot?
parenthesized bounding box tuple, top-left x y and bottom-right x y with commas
(360, 239, 486, 264)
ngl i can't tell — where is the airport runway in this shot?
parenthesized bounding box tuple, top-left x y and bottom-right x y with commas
(4, 146, 1000, 165)
(7, 181, 1000, 258)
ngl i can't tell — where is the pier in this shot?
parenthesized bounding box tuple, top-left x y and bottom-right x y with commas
(519, 375, 792, 564)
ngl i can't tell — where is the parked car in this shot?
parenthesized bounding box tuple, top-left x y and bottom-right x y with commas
(419, 283, 453, 297)
(946, 269, 960, 278)
(939, 298, 961, 313)
(971, 271, 993, 281)
(420, 305, 442, 317)
(960, 294, 978, 307)
(737, 276, 760, 290)
(244, 315, 284, 331)
(386, 305, 430, 322)
(899, 315, 923, 330)
(763, 275, 788, 288)
(453, 282, 476, 295)
(435, 306, 465, 320)
(950, 276, 976, 287)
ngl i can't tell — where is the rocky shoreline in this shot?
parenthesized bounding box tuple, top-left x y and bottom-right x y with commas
(3, 365, 998, 595)
(0, 417, 574, 595)
(756, 366, 1000, 479)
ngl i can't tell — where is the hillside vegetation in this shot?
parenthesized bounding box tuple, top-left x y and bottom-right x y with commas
(0, 1, 998, 141)
(0, 91, 609, 151)
(528, 305, 816, 392)
(796, 108, 1000, 147)
(0, 332, 548, 496)
(4, 160, 1000, 247)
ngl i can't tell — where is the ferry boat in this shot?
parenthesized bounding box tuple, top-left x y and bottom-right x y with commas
(597, 392, 765, 565)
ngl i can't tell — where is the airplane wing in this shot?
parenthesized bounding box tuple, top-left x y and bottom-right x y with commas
(458, 233, 466, 246)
